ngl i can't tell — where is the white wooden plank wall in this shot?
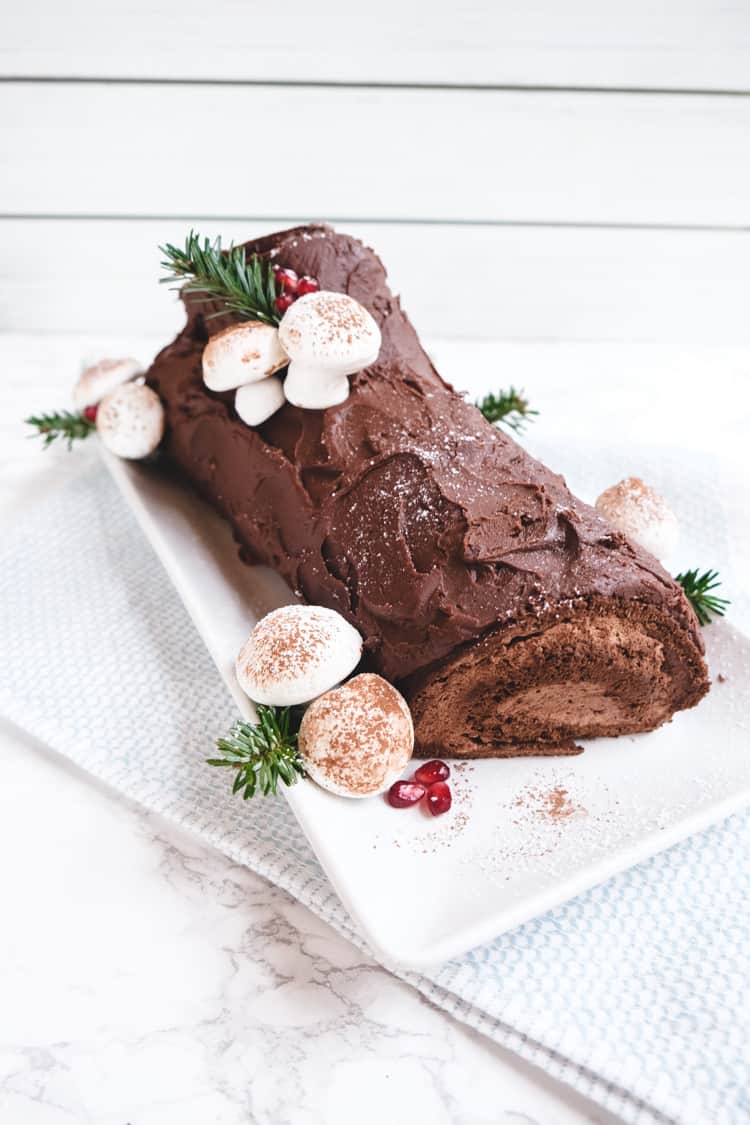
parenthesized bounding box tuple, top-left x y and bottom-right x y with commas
(4, 0, 750, 88)
(1, 0, 749, 341)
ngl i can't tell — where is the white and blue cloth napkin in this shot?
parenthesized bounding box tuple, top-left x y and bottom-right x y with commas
(2, 464, 748, 1125)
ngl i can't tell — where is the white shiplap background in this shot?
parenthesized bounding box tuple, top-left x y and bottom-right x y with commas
(2, 1, 749, 341)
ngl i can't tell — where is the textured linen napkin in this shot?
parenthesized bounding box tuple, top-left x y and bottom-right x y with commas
(1, 456, 748, 1125)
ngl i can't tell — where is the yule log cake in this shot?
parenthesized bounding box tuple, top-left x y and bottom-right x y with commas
(146, 225, 709, 757)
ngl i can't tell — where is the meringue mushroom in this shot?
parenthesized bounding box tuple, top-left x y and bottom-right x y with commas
(595, 477, 679, 560)
(96, 383, 165, 460)
(278, 291, 381, 410)
(235, 605, 363, 707)
(298, 674, 414, 798)
(73, 357, 143, 410)
(202, 321, 288, 392)
(235, 376, 285, 426)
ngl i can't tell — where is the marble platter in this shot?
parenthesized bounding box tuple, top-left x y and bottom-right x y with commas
(103, 448, 750, 969)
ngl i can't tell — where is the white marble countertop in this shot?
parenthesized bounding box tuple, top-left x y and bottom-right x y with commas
(2, 335, 748, 1125)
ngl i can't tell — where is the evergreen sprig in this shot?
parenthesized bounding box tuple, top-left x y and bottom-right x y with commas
(160, 230, 280, 324)
(207, 705, 305, 799)
(675, 568, 729, 627)
(25, 410, 96, 450)
(476, 387, 538, 434)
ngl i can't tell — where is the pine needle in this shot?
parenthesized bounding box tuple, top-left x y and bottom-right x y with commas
(160, 230, 280, 325)
(675, 568, 729, 626)
(207, 705, 305, 799)
(25, 410, 96, 450)
(476, 387, 538, 434)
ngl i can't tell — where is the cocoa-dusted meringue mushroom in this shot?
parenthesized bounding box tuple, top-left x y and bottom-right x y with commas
(235, 376, 285, 427)
(202, 322, 287, 392)
(96, 383, 165, 460)
(595, 477, 679, 560)
(299, 674, 414, 798)
(278, 291, 381, 410)
(235, 604, 362, 707)
(73, 357, 143, 410)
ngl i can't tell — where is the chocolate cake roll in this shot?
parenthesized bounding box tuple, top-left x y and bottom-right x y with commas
(146, 225, 709, 757)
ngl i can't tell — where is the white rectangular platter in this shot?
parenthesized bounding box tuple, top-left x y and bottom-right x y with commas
(103, 445, 750, 969)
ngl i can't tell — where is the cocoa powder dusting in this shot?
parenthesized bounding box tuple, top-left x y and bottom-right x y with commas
(299, 673, 413, 796)
(513, 783, 586, 822)
(238, 606, 338, 691)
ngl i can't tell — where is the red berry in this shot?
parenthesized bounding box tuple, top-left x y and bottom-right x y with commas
(83, 405, 98, 423)
(272, 265, 299, 293)
(414, 759, 450, 786)
(275, 293, 295, 314)
(426, 781, 452, 816)
(387, 780, 426, 808)
(296, 276, 320, 297)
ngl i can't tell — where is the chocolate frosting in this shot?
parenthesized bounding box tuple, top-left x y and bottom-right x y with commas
(146, 225, 704, 687)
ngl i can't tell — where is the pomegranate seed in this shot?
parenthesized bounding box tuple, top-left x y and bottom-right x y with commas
(387, 780, 426, 808)
(426, 781, 452, 816)
(275, 293, 295, 314)
(414, 759, 450, 786)
(272, 266, 299, 293)
(296, 275, 320, 297)
(83, 405, 98, 423)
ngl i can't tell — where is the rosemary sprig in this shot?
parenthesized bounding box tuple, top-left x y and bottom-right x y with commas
(675, 568, 729, 626)
(476, 387, 538, 434)
(160, 230, 280, 325)
(207, 705, 305, 799)
(25, 410, 96, 450)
